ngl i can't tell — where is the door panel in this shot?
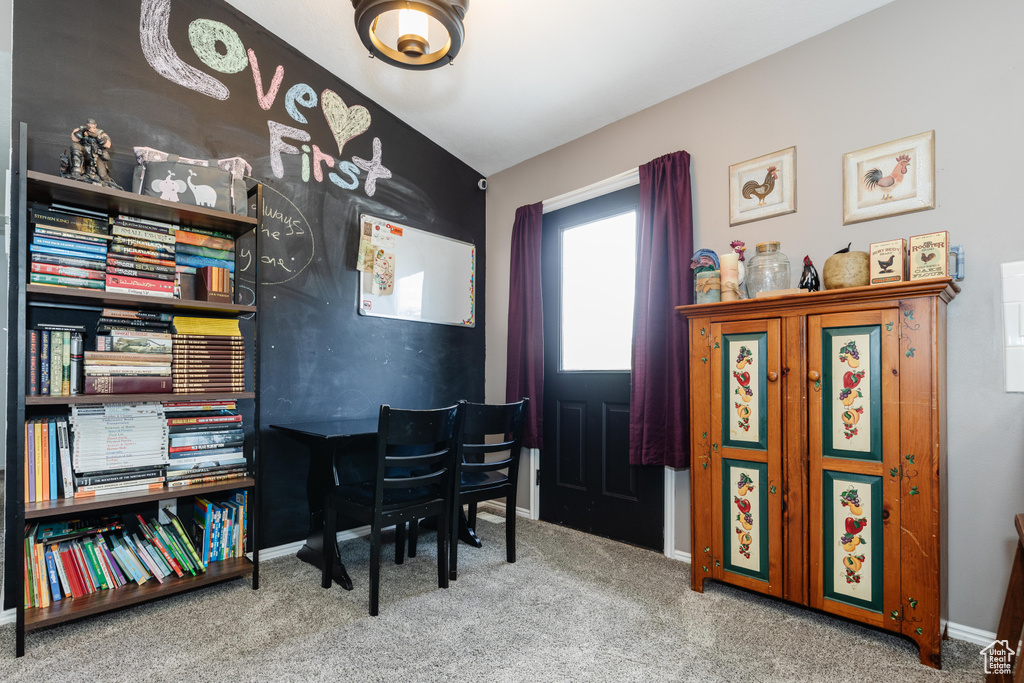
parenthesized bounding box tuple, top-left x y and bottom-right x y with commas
(809, 310, 901, 629)
(540, 185, 664, 551)
(709, 319, 783, 596)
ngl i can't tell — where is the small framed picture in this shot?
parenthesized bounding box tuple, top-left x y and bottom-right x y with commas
(843, 131, 935, 225)
(729, 146, 797, 226)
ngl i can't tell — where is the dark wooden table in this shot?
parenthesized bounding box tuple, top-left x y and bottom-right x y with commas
(270, 418, 378, 591)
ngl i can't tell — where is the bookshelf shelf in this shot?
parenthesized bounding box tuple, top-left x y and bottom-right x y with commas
(7, 137, 262, 657)
(27, 392, 255, 406)
(26, 171, 257, 237)
(25, 284, 257, 314)
(24, 556, 254, 630)
(25, 477, 257, 520)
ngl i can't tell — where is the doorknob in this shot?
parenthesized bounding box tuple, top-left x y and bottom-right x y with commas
(808, 370, 820, 381)
(768, 371, 779, 382)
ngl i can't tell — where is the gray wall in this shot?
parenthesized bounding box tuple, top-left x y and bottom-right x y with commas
(484, 0, 1023, 633)
(0, 0, 12, 472)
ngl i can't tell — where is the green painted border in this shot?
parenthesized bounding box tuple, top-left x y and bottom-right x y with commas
(821, 325, 882, 462)
(722, 457, 769, 582)
(822, 470, 883, 613)
(721, 332, 768, 451)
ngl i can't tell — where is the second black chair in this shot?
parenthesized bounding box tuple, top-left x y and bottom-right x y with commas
(322, 403, 462, 616)
(449, 398, 528, 580)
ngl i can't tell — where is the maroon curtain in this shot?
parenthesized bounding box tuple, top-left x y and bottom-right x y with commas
(629, 152, 693, 468)
(505, 202, 544, 449)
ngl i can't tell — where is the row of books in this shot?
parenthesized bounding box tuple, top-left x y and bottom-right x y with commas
(26, 308, 247, 397)
(193, 491, 248, 566)
(166, 402, 248, 488)
(23, 399, 249, 503)
(26, 326, 83, 396)
(23, 508, 222, 609)
(27, 202, 238, 300)
(172, 316, 245, 394)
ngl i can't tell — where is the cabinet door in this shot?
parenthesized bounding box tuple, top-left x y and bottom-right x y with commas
(710, 319, 783, 597)
(808, 310, 901, 629)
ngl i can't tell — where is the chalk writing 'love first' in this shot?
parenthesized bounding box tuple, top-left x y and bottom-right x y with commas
(139, 0, 392, 197)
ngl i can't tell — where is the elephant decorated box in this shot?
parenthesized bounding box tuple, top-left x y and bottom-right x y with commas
(132, 148, 251, 216)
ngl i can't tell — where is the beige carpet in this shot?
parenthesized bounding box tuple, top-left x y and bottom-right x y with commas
(0, 501, 985, 681)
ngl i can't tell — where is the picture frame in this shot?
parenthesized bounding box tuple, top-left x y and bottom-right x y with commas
(843, 130, 935, 225)
(729, 146, 797, 226)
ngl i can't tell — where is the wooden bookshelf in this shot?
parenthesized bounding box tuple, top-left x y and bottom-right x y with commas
(6, 147, 263, 657)
(25, 477, 256, 520)
(25, 556, 254, 630)
(27, 392, 255, 406)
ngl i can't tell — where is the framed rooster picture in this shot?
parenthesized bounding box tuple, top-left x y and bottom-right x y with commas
(842, 130, 935, 225)
(729, 146, 797, 226)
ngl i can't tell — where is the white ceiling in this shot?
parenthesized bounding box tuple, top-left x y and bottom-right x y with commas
(227, 0, 894, 176)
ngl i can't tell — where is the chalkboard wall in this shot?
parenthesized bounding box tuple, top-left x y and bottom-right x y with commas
(11, 0, 486, 548)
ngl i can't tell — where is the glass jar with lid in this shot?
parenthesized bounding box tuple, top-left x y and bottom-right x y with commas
(745, 241, 791, 298)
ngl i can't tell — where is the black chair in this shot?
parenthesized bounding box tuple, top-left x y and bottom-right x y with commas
(448, 398, 528, 580)
(321, 404, 462, 616)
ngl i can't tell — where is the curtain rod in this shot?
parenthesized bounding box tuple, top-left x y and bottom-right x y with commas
(541, 167, 639, 214)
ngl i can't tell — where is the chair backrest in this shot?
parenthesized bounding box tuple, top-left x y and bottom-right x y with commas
(375, 404, 463, 508)
(459, 398, 528, 484)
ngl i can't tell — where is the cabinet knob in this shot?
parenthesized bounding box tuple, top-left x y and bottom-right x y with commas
(768, 371, 779, 382)
(808, 370, 821, 382)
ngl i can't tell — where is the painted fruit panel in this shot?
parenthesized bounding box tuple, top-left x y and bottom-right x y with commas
(822, 325, 882, 461)
(721, 333, 767, 451)
(823, 471, 883, 613)
(722, 458, 769, 582)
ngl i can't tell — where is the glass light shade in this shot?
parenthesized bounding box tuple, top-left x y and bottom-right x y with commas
(398, 8, 430, 48)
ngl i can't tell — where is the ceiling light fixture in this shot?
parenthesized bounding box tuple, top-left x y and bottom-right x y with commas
(352, 1, 469, 70)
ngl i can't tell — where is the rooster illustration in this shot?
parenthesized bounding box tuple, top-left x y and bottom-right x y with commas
(877, 254, 896, 273)
(863, 154, 910, 201)
(742, 166, 779, 206)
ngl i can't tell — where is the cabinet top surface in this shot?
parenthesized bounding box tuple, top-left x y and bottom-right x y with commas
(675, 278, 958, 319)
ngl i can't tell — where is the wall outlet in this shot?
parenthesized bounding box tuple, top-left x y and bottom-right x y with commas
(158, 500, 177, 525)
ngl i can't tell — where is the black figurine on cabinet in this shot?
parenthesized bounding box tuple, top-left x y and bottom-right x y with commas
(799, 255, 821, 292)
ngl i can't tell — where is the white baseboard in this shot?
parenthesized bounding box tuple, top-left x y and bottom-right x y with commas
(946, 622, 996, 647)
(258, 525, 373, 562)
(673, 550, 691, 564)
(0, 608, 13, 626)
(478, 499, 532, 519)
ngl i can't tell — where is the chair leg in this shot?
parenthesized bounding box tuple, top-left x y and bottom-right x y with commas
(449, 501, 460, 581)
(438, 505, 450, 589)
(395, 521, 406, 565)
(468, 502, 478, 529)
(506, 501, 517, 563)
(408, 519, 418, 558)
(322, 502, 337, 589)
(369, 522, 382, 616)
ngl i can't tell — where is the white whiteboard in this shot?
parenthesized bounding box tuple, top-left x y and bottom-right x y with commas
(357, 215, 476, 327)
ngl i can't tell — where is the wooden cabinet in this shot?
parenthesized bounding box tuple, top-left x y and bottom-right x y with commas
(678, 280, 957, 669)
(4, 129, 263, 657)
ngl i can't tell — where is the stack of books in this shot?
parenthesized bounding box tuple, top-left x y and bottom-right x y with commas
(24, 513, 206, 608)
(175, 226, 235, 300)
(86, 310, 173, 394)
(27, 324, 85, 396)
(68, 403, 168, 497)
(192, 490, 248, 565)
(23, 417, 73, 503)
(171, 316, 245, 394)
(28, 204, 110, 290)
(164, 400, 247, 487)
(106, 215, 177, 298)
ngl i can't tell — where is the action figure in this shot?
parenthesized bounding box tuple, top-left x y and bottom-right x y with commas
(60, 119, 122, 190)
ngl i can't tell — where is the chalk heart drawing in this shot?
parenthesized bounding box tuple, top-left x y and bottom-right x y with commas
(321, 89, 371, 157)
